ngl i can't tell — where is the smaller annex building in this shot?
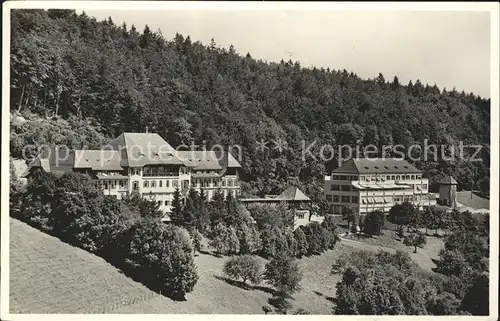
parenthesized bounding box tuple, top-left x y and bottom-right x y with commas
(240, 186, 320, 229)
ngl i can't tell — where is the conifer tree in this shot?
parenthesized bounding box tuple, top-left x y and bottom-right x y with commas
(170, 187, 183, 226)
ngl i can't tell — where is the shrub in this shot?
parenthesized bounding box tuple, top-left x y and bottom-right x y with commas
(209, 223, 240, 255)
(427, 291, 461, 315)
(18, 170, 58, 231)
(122, 192, 164, 219)
(435, 249, 472, 277)
(49, 174, 112, 252)
(223, 255, 262, 285)
(263, 252, 302, 295)
(403, 233, 427, 253)
(122, 219, 198, 300)
(293, 227, 309, 258)
(262, 305, 272, 315)
(260, 226, 288, 258)
(321, 214, 337, 232)
(237, 223, 262, 254)
(363, 210, 385, 236)
(300, 222, 328, 255)
(460, 273, 489, 315)
(190, 229, 202, 253)
(284, 230, 297, 257)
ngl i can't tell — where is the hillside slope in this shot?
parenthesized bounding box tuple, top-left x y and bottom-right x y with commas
(10, 218, 158, 313)
(9, 217, 342, 314)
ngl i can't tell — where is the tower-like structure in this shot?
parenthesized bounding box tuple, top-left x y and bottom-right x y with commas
(438, 175, 458, 207)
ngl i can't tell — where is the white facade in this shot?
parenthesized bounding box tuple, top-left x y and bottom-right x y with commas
(324, 165, 437, 216)
(97, 166, 240, 213)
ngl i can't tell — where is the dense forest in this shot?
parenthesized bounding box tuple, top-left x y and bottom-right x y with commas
(10, 9, 491, 200)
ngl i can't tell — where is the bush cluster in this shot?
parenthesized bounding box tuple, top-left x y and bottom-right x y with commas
(13, 171, 198, 299)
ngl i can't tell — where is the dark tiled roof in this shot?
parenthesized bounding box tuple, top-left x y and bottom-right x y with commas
(74, 150, 123, 171)
(177, 151, 223, 170)
(22, 147, 75, 177)
(438, 175, 458, 185)
(332, 158, 422, 174)
(277, 187, 311, 201)
(106, 133, 179, 167)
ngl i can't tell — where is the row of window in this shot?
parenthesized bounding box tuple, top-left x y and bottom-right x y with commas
(361, 174, 422, 181)
(331, 174, 423, 182)
(331, 175, 359, 181)
(192, 178, 238, 187)
(98, 180, 127, 190)
(143, 180, 179, 188)
(130, 167, 189, 176)
(326, 195, 359, 203)
(330, 182, 427, 192)
(152, 189, 240, 207)
(326, 194, 416, 204)
(330, 184, 356, 191)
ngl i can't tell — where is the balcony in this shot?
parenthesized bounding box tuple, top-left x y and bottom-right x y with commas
(143, 172, 179, 177)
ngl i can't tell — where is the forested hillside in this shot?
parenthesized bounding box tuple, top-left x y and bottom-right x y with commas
(10, 9, 491, 199)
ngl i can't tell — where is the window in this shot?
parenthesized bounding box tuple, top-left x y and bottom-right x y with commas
(133, 181, 138, 190)
(159, 180, 163, 187)
(151, 181, 156, 188)
(391, 175, 395, 180)
(351, 196, 359, 203)
(330, 184, 340, 191)
(144, 168, 150, 174)
(157, 201, 161, 206)
(410, 175, 415, 180)
(423, 184, 428, 189)
(222, 180, 226, 187)
(341, 196, 350, 203)
(111, 182, 115, 189)
(326, 194, 333, 202)
(165, 201, 170, 206)
(333, 195, 340, 203)
(119, 180, 125, 188)
(228, 180, 233, 187)
(332, 175, 339, 180)
(417, 175, 422, 179)
(341, 185, 351, 192)
(144, 181, 149, 188)
(396, 175, 400, 180)
(296, 211, 305, 219)
(104, 181, 109, 189)
(166, 180, 170, 187)
(173, 180, 178, 187)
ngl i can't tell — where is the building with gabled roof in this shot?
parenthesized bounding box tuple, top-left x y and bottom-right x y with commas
(324, 158, 436, 216)
(240, 186, 313, 229)
(277, 186, 311, 202)
(23, 132, 242, 214)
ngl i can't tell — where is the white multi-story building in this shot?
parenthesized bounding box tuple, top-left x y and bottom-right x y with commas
(24, 132, 242, 214)
(324, 158, 436, 216)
